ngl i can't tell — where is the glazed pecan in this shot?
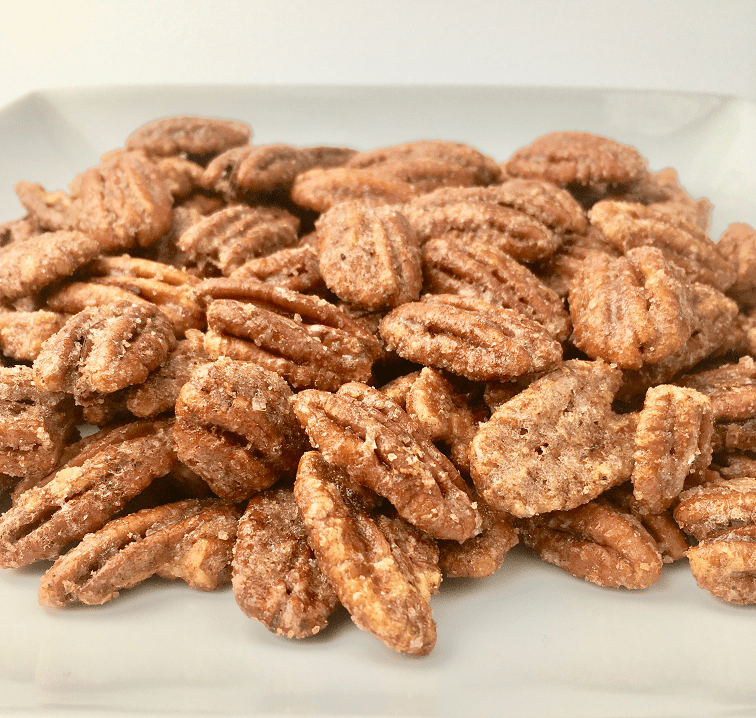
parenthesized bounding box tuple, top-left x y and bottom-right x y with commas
(0, 419, 176, 568)
(379, 294, 562, 382)
(38, 498, 239, 607)
(677, 356, 756, 421)
(674, 477, 756, 541)
(157, 156, 206, 199)
(569, 246, 695, 369)
(294, 451, 440, 656)
(0, 216, 39, 246)
(315, 200, 422, 310)
(33, 300, 176, 405)
(717, 223, 756, 307)
(174, 358, 308, 501)
(631, 385, 713, 514)
(14, 181, 74, 231)
(196, 278, 381, 391)
(588, 200, 735, 292)
(292, 383, 482, 542)
(519, 501, 663, 589)
(177, 204, 299, 276)
(422, 237, 570, 341)
(0, 309, 68, 361)
(0, 366, 75, 480)
(229, 245, 324, 294)
(232, 487, 339, 638)
(125, 115, 252, 158)
(470, 360, 636, 517)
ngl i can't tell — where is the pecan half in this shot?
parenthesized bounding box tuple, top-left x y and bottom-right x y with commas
(229, 245, 324, 294)
(717, 222, 756, 307)
(14, 181, 74, 232)
(0, 310, 69, 361)
(677, 356, 756, 422)
(674, 477, 756, 541)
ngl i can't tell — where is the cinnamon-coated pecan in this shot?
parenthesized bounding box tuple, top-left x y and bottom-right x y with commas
(674, 477, 756, 541)
(677, 356, 756, 421)
(14, 181, 74, 231)
(0, 309, 68, 361)
(229, 245, 324, 294)
(717, 223, 756, 308)
(157, 156, 206, 198)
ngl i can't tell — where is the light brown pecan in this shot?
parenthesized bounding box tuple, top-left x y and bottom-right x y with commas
(519, 501, 663, 589)
(588, 200, 736, 292)
(0, 419, 176, 568)
(422, 237, 571, 341)
(379, 294, 562, 382)
(177, 203, 299, 276)
(125, 115, 252, 158)
(315, 200, 422, 310)
(174, 358, 308, 500)
(716, 223, 756, 308)
(292, 383, 482, 542)
(14, 181, 74, 232)
(157, 156, 206, 199)
(196, 278, 381, 391)
(33, 300, 176, 405)
(0, 309, 69, 361)
(294, 451, 439, 655)
(674, 477, 756, 541)
(470, 360, 636, 518)
(232, 487, 339, 639)
(38, 498, 239, 607)
(0, 216, 39, 246)
(229, 245, 325, 294)
(569, 246, 695, 369)
(677, 356, 756, 421)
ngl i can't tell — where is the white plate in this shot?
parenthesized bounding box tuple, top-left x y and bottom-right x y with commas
(1, 86, 756, 718)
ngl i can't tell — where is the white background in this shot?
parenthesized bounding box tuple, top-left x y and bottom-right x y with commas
(0, 0, 755, 110)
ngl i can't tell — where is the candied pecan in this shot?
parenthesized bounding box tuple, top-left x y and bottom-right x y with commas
(69, 151, 174, 250)
(0, 216, 39, 246)
(0, 309, 68, 361)
(174, 358, 308, 501)
(422, 237, 570, 341)
(125, 115, 252, 158)
(157, 156, 206, 199)
(569, 246, 695, 369)
(379, 294, 562, 382)
(232, 487, 339, 638)
(229, 245, 324, 294)
(315, 201, 422, 310)
(717, 223, 756, 307)
(631, 386, 713, 514)
(674, 477, 756, 541)
(519, 501, 663, 589)
(33, 300, 176, 405)
(712, 419, 756, 453)
(715, 454, 756, 481)
(38, 498, 239, 607)
(504, 131, 648, 194)
(0, 366, 75, 480)
(0, 229, 101, 301)
(588, 200, 735, 292)
(0, 419, 176, 568)
(14, 181, 74, 231)
(470, 360, 636, 518)
(677, 357, 756, 421)
(177, 204, 299, 276)
(292, 383, 482, 542)
(294, 451, 439, 656)
(196, 278, 381, 391)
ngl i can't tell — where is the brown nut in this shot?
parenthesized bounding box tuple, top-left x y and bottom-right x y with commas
(674, 477, 756, 541)
(717, 222, 756, 307)
(229, 245, 324, 294)
(0, 310, 69, 362)
(677, 356, 756, 422)
(13, 181, 74, 232)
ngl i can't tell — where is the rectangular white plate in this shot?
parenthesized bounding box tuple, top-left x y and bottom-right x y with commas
(1, 86, 756, 718)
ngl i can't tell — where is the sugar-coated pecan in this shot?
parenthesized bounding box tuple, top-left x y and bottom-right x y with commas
(125, 115, 252, 158)
(38, 498, 239, 607)
(470, 360, 636, 518)
(177, 203, 299, 276)
(379, 294, 562, 382)
(588, 200, 735, 292)
(631, 385, 713, 514)
(174, 358, 308, 501)
(0, 309, 68, 361)
(14, 181, 74, 232)
(157, 156, 206, 198)
(315, 200, 422, 310)
(677, 356, 756, 421)
(712, 419, 756, 453)
(0, 419, 176, 568)
(232, 487, 339, 639)
(33, 300, 176, 405)
(229, 245, 324, 293)
(0, 216, 39, 246)
(519, 501, 663, 589)
(716, 223, 756, 308)
(0, 366, 75, 479)
(569, 246, 695, 369)
(674, 477, 756, 541)
(292, 383, 482, 542)
(294, 451, 439, 656)
(196, 278, 381, 391)
(422, 237, 570, 341)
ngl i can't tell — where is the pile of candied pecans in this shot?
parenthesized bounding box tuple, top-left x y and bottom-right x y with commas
(1, 117, 756, 656)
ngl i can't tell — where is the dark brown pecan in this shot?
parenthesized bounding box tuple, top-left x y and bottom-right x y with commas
(177, 204, 299, 276)
(569, 246, 696, 369)
(38, 498, 239, 607)
(315, 201, 422, 310)
(422, 237, 570, 341)
(677, 357, 756, 421)
(125, 115, 252, 158)
(174, 358, 308, 501)
(519, 501, 663, 589)
(294, 451, 439, 656)
(588, 200, 736, 292)
(196, 278, 381, 391)
(229, 245, 325, 294)
(674, 477, 756, 541)
(32, 300, 176, 405)
(0, 419, 176, 568)
(470, 360, 636, 518)
(0, 309, 68, 361)
(232, 487, 339, 639)
(292, 383, 482, 542)
(14, 181, 74, 231)
(379, 294, 562, 382)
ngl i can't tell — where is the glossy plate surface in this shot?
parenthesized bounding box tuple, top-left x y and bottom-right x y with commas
(1, 86, 755, 718)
